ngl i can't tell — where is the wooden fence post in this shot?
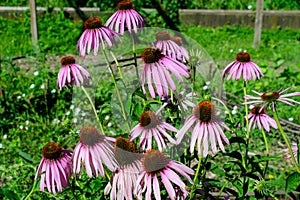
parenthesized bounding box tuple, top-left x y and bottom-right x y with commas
(29, 0, 38, 46)
(253, 0, 264, 48)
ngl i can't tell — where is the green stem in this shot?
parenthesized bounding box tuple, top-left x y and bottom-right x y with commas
(261, 128, 269, 178)
(81, 86, 105, 134)
(211, 97, 233, 123)
(189, 155, 202, 200)
(102, 50, 128, 122)
(218, 180, 229, 198)
(109, 50, 124, 81)
(24, 179, 37, 200)
(131, 34, 139, 81)
(242, 81, 250, 186)
(273, 109, 300, 172)
(261, 128, 269, 154)
(243, 81, 250, 138)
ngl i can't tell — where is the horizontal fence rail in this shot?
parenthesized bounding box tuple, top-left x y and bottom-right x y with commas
(1, 7, 300, 29)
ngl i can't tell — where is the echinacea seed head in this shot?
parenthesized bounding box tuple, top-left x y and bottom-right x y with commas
(236, 52, 251, 62)
(80, 126, 100, 146)
(261, 92, 280, 102)
(171, 36, 183, 46)
(114, 137, 139, 166)
(117, 0, 133, 10)
(114, 137, 137, 153)
(42, 142, 62, 159)
(142, 149, 168, 173)
(61, 56, 76, 66)
(250, 106, 265, 115)
(141, 48, 163, 63)
(193, 100, 216, 122)
(139, 110, 159, 129)
(84, 17, 102, 29)
(156, 31, 171, 41)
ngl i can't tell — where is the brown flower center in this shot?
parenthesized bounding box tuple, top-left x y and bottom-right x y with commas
(139, 110, 159, 129)
(80, 126, 100, 146)
(114, 137, 139, 166)
(141, 48, 164, 63)
(61, 56, 75, 66)
(117, 0, 133, 10)
(193, 100, 216, 122)
(171, 36, 183, 46)
(261, 92, 280, 102)
(236, 52, 250, 62)
(156, 31, 171, 41)
(250, 106, 265, 115)
(42, 142, 62, 160)
(142, 149, 168, 173)
(84, 17, 102, 29)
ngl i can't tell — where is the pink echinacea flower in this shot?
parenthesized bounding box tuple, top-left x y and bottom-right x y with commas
(141, 47, 190, 98)
(73, 126, 117, 178)
(176, 100, 230, 157)
(34, 142, 72, 194)
(105, 137, 143, 200)
(130, 110, 177, 151)
(247, 106, 277, 132)
(244, 87, 300, 111)
(77, 17, 121, 56)
(134, 149, 194, 200)
(222, 52, 263, 81)
(105, 0, 146, 35)
(57, 56, 90, 90)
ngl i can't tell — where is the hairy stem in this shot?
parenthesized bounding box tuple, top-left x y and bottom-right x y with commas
(273, 109, 300, 172)
(81, 86, 105, 134)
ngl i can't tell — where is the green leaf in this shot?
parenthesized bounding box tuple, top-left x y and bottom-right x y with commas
(18, 150, 32, 162)
(229, 137, 246, 145)
(285, 172, 300, 193)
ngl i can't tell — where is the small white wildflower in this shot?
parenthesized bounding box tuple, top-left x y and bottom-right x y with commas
(17, 96, 21, 99)
(25, 126, 28, 130)
(105, 115, 110, 120)
(288, 117, 294, 122)
(30, 84, 35, 89)
(224, 110, 229, 114)
(70, 105, 75, 109)
(73, 118, 78, 123)
(230, 49, 234, 53)
(205, 81, 211, 85)
(0, 143, 2, 149)
(232, 110, 237, 115)
(247, 5, 252, 10)
(249, 105, 254, 109)
(81, 112, 86, 117)
(25, 120, 29, 126)
(33, 71, 39, 76)
(107, 122, 112, 127)
(22, 93, 25, 97)
(40, 84, 45, 89)
(217, 111, 221, 115)
(74, 108, 81, 116)
(20, 125, 24, 130)
(203, 85, 208, 90)
(243, 49, 247, 52)
(51, 89, 56, 94)
(238, 48, 242, 52)
(233, 106, 238, 110)
(53, 118, 61, 124)
(3, 134, 7, 139)
(66, 111, 71, 116)
(76, 129, 80, 134)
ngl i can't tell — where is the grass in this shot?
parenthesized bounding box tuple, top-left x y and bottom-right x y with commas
(1, 11, 300, 199)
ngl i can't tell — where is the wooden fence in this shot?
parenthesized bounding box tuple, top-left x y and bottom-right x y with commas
(1, 6, 300, 29)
